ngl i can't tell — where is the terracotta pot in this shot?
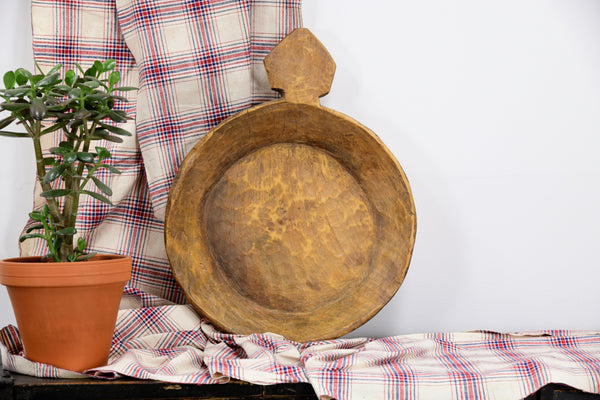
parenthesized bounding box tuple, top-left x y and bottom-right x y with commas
(0, 254, 131, 372)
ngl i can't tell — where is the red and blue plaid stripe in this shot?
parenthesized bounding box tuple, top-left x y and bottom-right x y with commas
(2, 305, 600, 399)
(26, 0, 301, 303)
(115, 0, 302, 220)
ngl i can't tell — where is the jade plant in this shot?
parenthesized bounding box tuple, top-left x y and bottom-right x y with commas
(0, 59, 135, 262)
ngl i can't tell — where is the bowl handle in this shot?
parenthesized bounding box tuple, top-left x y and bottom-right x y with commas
(263, 28, 336, 106)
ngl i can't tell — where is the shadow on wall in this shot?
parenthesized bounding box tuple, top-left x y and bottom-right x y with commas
(340, 114, 469, 338)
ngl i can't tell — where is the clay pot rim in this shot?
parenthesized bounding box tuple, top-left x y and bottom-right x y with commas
(1, 254, 129, 263)
(0, 254, 132, 288)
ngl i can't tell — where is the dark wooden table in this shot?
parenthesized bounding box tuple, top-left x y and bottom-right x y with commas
(1, 367, 599, 399)
(0, 371, 318, 400)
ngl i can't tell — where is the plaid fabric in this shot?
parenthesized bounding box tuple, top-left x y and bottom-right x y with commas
(117, 0, 301, 220)
(27, 0, 184, 302)
(301, 331, 600, 399)
(2, 306, 600, 400)
(8, 2, 600, 400)
(24, 0, 301, 302)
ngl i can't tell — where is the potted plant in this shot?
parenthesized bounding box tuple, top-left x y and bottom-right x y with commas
(0, 59, 135, 372)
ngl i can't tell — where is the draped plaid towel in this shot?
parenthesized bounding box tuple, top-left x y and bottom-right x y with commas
(2, 301, 600, 400)
(23, 0, 301, 302)
(2, 1, 600, 399)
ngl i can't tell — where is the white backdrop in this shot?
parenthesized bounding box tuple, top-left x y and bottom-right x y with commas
(0, 0, 599, 337)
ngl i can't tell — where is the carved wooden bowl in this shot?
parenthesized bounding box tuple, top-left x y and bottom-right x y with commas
(165, 29, 416, 342)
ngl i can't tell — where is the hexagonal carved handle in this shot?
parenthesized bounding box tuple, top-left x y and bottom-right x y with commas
(263, 28, 336, 106)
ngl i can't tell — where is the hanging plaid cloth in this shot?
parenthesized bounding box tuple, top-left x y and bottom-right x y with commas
(23, 0, 302, 303)
(116, 0, 301, 221)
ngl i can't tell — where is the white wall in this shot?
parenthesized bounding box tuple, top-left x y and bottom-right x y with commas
(0, 0, 34, 327)
(1, 1, 599, 336)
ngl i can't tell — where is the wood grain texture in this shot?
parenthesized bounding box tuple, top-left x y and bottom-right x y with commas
(205, 143, 374, 312)
(263, 28, 335, 105)
(165, 29, 416, 342)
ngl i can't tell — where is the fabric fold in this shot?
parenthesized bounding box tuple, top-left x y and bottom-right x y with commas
(3, 310, 600, 400)
(115, 0, 302, 220)
(26, 0, 302, 302)
(28, 0, 185, 303)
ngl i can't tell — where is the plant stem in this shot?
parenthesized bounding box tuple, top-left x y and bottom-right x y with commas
(59, 171, 76, 262)
(43, 212, 59, 262)
(59, 121, 93, 261)
(31, 121, 63, 228)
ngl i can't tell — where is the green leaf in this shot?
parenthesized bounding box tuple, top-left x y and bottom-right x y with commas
(103, 59, 117, 72)
(50, 146, 71, 155)
(58, 141, 74, 150)
(52, 237, 63, 253)
(0, 115, 15, 130)
(85, 64, 97, 78)
(77, 152, 95, 163)
(90, 130, 123, 143)
(87, 93, 109, 101)
(73, 109, 92, 120)
(92, 112, 109, 121)
(29, 210, 44, 221)
(41, 120, 69, 135)
(77, 237, 86, 251)
(67, 254, 77, 262)
(74, 62, 86, 76)
(34, 60, 44, 75)
(30, 75, 43, 85)
(56, 97, 77, 108)
(0, 131, 29, 138)
(108, 70, 120, 87)
(65, 69, 76, 87)
(93, 60, 103, 76)
(81, 189, 113, 205)
(107, 109, 128, 123)
(95, 146, 110, 160)
(42, 163, 68, 184)
(14, 68, 32, 85)
(44, 64, 62, 76)
(98, 164, 122, 174)
(3, 71, 15, 89)
(68, 87, 82, 99)
(56, 227, 77, 235)
(26, 224, 44, 233)
(2, 87, 30, 97)
(91, 176, 112, 196)
(37, 72, 61, 87)
(66, 119, 83, 132)
(40, 188, 72, 198)
(1, 102, 30, 111)
(83, 79, 100, 89)
(76, 252, 97, 261)
(51, 84, 72, 92)
(43, 157, 56, 166)
(19, 233, 47, 243)
(108, 94, 129, 102)
(64, 152, 77, 164)
(41, 253, 55, 262)
(30, 98, 47, 120)
(99, 122, 132, 136)
(113, 86, 137, 92)
(53, 233, 62, 249)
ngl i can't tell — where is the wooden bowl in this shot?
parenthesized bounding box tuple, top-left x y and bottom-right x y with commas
(165, 29, 416, 342)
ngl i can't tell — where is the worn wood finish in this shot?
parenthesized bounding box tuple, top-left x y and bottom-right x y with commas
(165, 28, 417, 342)
(5, 373, 595, 400)
(3, 373, 318, 400)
